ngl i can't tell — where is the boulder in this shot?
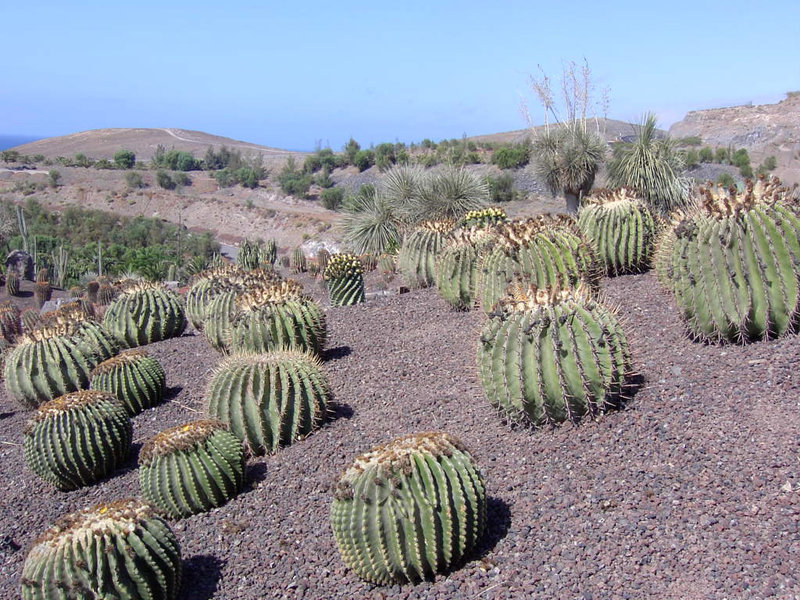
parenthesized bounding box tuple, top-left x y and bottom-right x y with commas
(5, 250, 34, 280)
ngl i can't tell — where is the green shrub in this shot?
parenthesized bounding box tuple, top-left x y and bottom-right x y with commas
(677, 136, 702, 146)
(156, 170, 176, 190)
(714, 147, 729, 164)
(739, 163, 754, 178)
(235, 166, 260, 189)
(74, 153, 91, 168)
(699, 147, 714, 163)
(94, 159, 113, 169)
(47, 170, 61, 188)
(484, 173, 517, 202)
(374, 143, 396, 172)
(353, 149, 374, 172)
(320, 187, 344, 210)
(113, 150, 136, 169)
(683, 149, 699, 169)
(343, 138, 360, 165)
(278, 157, 312, 196)
(761, 155, 777, 171)
(491, 143, 530, 169)
(124, 171, 145, 189)
(716, 172, 736, 188)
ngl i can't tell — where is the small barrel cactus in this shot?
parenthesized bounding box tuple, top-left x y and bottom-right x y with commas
(20, 499, 181, 600)
(23, 390, 132, 490)
(90, 349, 166, 415)
(316, 248, 331, 273)
(0, 300, 22, 345)
(461, 207, 507, 228)
(6, 271, 20, 296)
(578, 188, 656, 275)
(139, 420, 245, 518)
(656, 176, 800, 342)
(206, 351, 330, 455)
(86, 280, 100, 303)
(20, 307, 42, 331)
(98, 282, 116, 305)
(290, 247, 307, 273)
(331, 432, 486, 585)
(35, 268, 49, 283)
(477, 283, 631, 427)
(324, 253, 365, 306)
(102, 281, 187, 348)
(33, 281, 51, 308)
(263, 239, 278, 265)
(397, 220, 454, 288)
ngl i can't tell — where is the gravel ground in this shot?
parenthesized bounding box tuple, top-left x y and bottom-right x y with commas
(1, 270, 799, 599)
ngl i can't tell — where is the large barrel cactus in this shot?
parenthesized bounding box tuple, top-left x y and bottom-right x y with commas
(324, 253, 365, 307)
(435, 227, 498, 311)
(206, 351, 330, 455)
(397, 220, 454, 288)
(139, 420, 245, 518)
(478, 283, 631, 427)
(102, 281, 187, 348)
(90, 349, 166, 415)
(23, 390, 132, 490)
(20, 499, 181, 600)
(185, 264, 244, 330)
(656, 176, 800, 342)
(229, 280, 327, 355)
(476, 216, 599, 314)
(330, 432, 486, 585)
(578, 188, 656, 275)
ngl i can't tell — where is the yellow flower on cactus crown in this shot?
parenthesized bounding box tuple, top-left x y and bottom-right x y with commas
(324, 253, 364, 279)
(463, 207, 507, 226)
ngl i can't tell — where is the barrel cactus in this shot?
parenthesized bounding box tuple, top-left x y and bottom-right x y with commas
(86, 280, 100, 303)
(0, 300, 22, 344)
(578, 188, 656, 275)
(98, 283, 116, 305)
(476, 216, 599, 314)
(316, 248, 331, 273)
(655, 176, 800, 342)
(23, 390, 132, 490)
(397, 220, 455, 288)
(477, 283, 631, 427)
(324, 253, 365, 307)
(435, 227, 497, 311)
(229, 280, 327, 356)
(102, 281, 187, 348)
(331, 432, 486, 585)
(139, 420, 245, 518)
(34, 281, 52, 308)
(20, 499, 181, 600)
(206, 351, 330, 455)
(461, 207, 507, 228)
(90, 349, 166, 415)
(20, 307, 42, 331)
(6, 271, 20, 296)
(185, 264, 247, 330)
(290, 247, 307, 273)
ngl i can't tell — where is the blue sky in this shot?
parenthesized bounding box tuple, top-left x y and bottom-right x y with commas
(3, 1, 798, 151)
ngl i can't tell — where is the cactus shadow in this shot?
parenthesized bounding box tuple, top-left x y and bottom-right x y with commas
(323, 345, 351, 361)
(474, 496, 512, 559)
(180, 554, 223, 600)
(164, 386, 184, 401)
(328, 400, 354, 423)
(245, 461, 268, 489)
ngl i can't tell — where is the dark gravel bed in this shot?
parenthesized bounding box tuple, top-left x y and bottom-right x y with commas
(1, 271, 799, 599)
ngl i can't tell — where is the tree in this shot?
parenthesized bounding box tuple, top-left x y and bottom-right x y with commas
(607, 113, 689, 214)
(47, 170, 61, 188)
(343, 138, 360, 164)
(113, 150, 136, 169)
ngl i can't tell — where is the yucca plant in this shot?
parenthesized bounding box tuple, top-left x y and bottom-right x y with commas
(20, 499, 181, 600)
(577, 188, 657, 275)
(397, 220, 454, 288)
(477, 283, 631, 427)
(400, 166, 489, 223)
(341, 185, 403, 256)
(102, 281, 187, 347)
(139, 420, 245, 518)
(90, 349, 166, 415)
(655, 176, 800, 342)
(324, 253, 365, 306)
(206, 351, 330, 455)
(23, 390, 132, 490)
(331, 432, 486, 584)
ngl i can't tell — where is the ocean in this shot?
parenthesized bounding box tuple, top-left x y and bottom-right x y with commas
(0, 135, 44, 151)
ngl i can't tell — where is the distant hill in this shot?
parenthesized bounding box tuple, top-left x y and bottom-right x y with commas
(467, 118, 663, 145)
(8, 128, 297, 161)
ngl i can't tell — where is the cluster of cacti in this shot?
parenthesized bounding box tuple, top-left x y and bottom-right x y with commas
(476, 216, 599, 314)
(139, 420, 245, 518)
(238, 238, 276, 270)
(206, 351, 330, 455)
(377, 253, 396, 275)
(477, 283, 631, 427)
(291, 247, 307, 273)
(655, 176, 800, 342)
(23, 390, 132, 490)
(185, 264, 251, 330)
(263, 239, 278, 265)
(434, 227, 497, 310)
(33, 281, 51, 308)
(44, 302, 119, 361)
(461, 207, 507, 228)
(20, 499, 181, 600)
(331, 432, 486, 584)
(6, 271, 20, 296)
(228, 280, 327, 356)
(397, 220, 454, 288)
(90, 349, 166, 415)
(578, 188, 657, 276)
(102, 281, 187, 347)
(324, 253, 365, 306)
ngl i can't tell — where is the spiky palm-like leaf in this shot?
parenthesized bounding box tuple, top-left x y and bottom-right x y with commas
(607, 113, 690, 214)
(402, 167, 488, 223)
(341, 186, 403, 255)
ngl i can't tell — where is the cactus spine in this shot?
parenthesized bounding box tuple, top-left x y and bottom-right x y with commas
(206, 351, 330, 455)
(23, 390, 132, 490)
(655, 176, 800, 342)
(102, 281, 186, 348)
(20, 499, 181, 600)
(397, 220, 454, 288)
(90, 349, 166, 415)
(331, 432, 486, 584)
(324, 253, 365, 306)
(578, 189, 656, 275)
(139, 420, 245, 518)
(477, 283, 631, 427)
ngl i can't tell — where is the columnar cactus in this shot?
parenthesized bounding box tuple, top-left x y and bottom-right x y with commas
(655, 176, 800, 342)
(291, 247, 307, 273)
(20, 499, 181, 600)
(324, 253, 365, 306)
(397, 220, 454, 288)
(263, 238, 278, 266)
(6, 271, 20, 296)
(578, 188, 656, 275)
(206, 351, 330, 455)
(228, 280, 327, 356)
(476, 216, 599, 314)
(330, 432, 486, 585)
(34, 281, 51, 308)
(237, 239, 262, 270)
(23, 390, 132, 490)
(477, 283, 631, 427)
(139, 420, 245, 518)
(317, 248, 331, 273)
(90, 350, 166, 415)
(102, 281, 187, 348)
